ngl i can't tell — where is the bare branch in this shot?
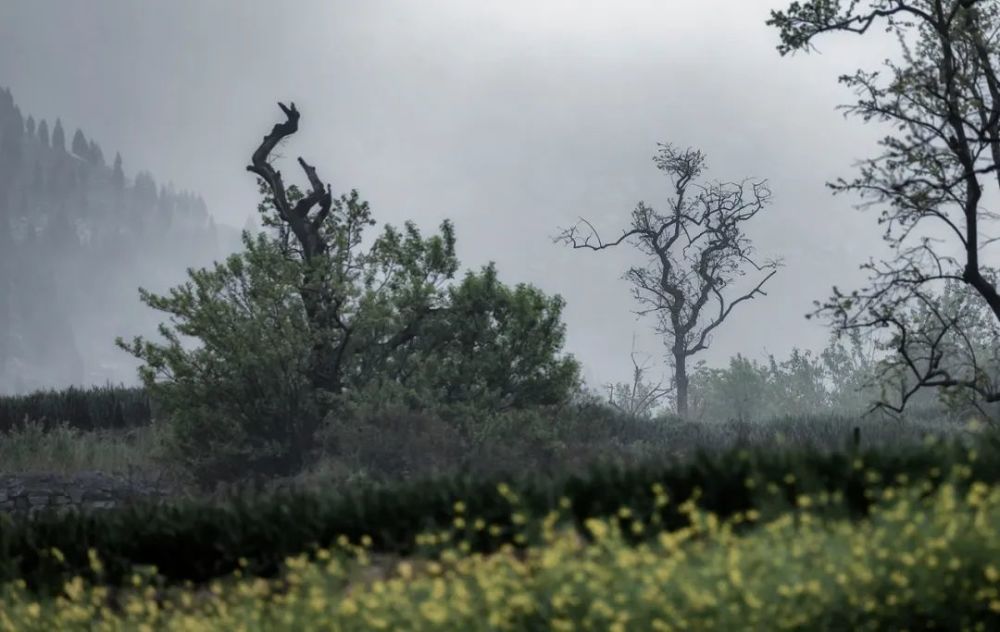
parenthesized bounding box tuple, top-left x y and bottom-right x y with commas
(559, 143, 778, 416)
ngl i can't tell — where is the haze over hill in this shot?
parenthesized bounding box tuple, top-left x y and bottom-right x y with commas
(0, 87, 242, 393)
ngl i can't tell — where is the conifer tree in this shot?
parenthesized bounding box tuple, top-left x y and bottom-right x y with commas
(37, 119, 49, 147)
(71, 128, 88, 158)
(87, 140, 104, 166)
(51, 118, 66, 152)
(10, 106, 23, 137)
(25, 115, 34, 138)
(112, 152, 125, 189)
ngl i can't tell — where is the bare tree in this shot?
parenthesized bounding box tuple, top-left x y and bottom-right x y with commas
(557, 144, 780, 417)
(605, 334, 672, 418)
(769, 0, 1000, 415)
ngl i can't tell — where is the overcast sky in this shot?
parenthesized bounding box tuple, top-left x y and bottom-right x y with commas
(0, 0, 904, 390)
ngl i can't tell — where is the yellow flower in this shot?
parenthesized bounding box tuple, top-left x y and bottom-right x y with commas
(420, 601, 448, 624)
(985, 565, 1000, 583)
(338, 598, 359, 616)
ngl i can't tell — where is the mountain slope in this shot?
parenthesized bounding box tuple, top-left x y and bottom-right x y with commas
(0, 86, 241, 393)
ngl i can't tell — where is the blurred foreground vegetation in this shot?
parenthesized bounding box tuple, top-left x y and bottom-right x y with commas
(0, 428, 999, 629)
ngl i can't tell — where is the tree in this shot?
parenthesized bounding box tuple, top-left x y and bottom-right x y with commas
(133, 171, 157, 209)
(605, 334, 671, 418)
(112, 152, 125, 189)
(24, 115, 34, 138)
(119, 103, 578, 481)
(770, 0, 1000, 415)
(388, 262, 581, 411)
(71, 128, 88, 158)
(240, 102, 462, 398)
(51, 118, 65, 153)
(690, 354, 770, 423)
(37, 119, 49, 147)
(557, 144, 780, 417)
(87, 140, 104, 166)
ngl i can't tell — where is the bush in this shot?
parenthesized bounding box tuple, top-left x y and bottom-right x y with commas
(119, 234, 322, 486)
(120, 228, 579, 487)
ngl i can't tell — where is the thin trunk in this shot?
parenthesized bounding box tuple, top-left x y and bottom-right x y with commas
(674, 348, 689, 418)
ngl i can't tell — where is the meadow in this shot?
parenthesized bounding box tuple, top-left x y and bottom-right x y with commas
(0, 386, 998, 630)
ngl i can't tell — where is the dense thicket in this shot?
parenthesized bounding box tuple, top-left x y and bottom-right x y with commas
(0, 428, 995, 595)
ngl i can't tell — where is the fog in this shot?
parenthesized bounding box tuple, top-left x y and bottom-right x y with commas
(0, 0, 904, 394)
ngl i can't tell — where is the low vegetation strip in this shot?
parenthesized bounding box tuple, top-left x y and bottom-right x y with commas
(1, 432, 998, 596)
(0, 386, 152, 433)
(2, 474, 1000, 630)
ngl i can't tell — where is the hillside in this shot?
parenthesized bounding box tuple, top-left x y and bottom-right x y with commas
(0, 86, 240, 393)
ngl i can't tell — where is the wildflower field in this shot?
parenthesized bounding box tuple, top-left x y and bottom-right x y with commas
(2, 435, 1000, 631)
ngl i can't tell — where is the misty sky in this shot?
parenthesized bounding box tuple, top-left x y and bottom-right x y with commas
(0, 1, 905, 391)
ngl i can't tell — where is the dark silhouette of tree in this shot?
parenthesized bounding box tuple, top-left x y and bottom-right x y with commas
(0, 108, 23, 177)
(112, 152, 125, 189)
(51, 118, 65, 153)
(557, 144, 780, 417)
(134, 171, 157, 209)
(770, 0, 1000, 415)
(24, 115, 34, 138)
(71, 128, 88, 158)
(37, 119, 49, 147)
(87, 139, 104, 166)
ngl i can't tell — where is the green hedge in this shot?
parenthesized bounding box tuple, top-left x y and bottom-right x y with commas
(1, 429, 998, 595)
(0, 385, 153, 433)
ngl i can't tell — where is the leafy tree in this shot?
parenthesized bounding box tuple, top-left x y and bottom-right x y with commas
(388, 262, 581, 411)
(690, 354, 769, 423)
(557, 144, 780, 417)
(687, 333, 887, 423)
(770, 0, 1000, 415)
(119, 103, 579, 483)
(821, 329, 882, 412)
(51, 118, 65, 153)
(119, 233, 319, 481)
(24, 115, 34, 138)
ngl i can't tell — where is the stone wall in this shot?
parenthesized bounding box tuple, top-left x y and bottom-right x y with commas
(0, 472, 173, 518)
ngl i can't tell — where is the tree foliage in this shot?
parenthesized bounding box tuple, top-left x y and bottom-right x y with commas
(689, 332, 884, 423)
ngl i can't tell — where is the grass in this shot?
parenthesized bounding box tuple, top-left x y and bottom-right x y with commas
(0, 420, 170, 480)
(0, 407, 986, 495)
